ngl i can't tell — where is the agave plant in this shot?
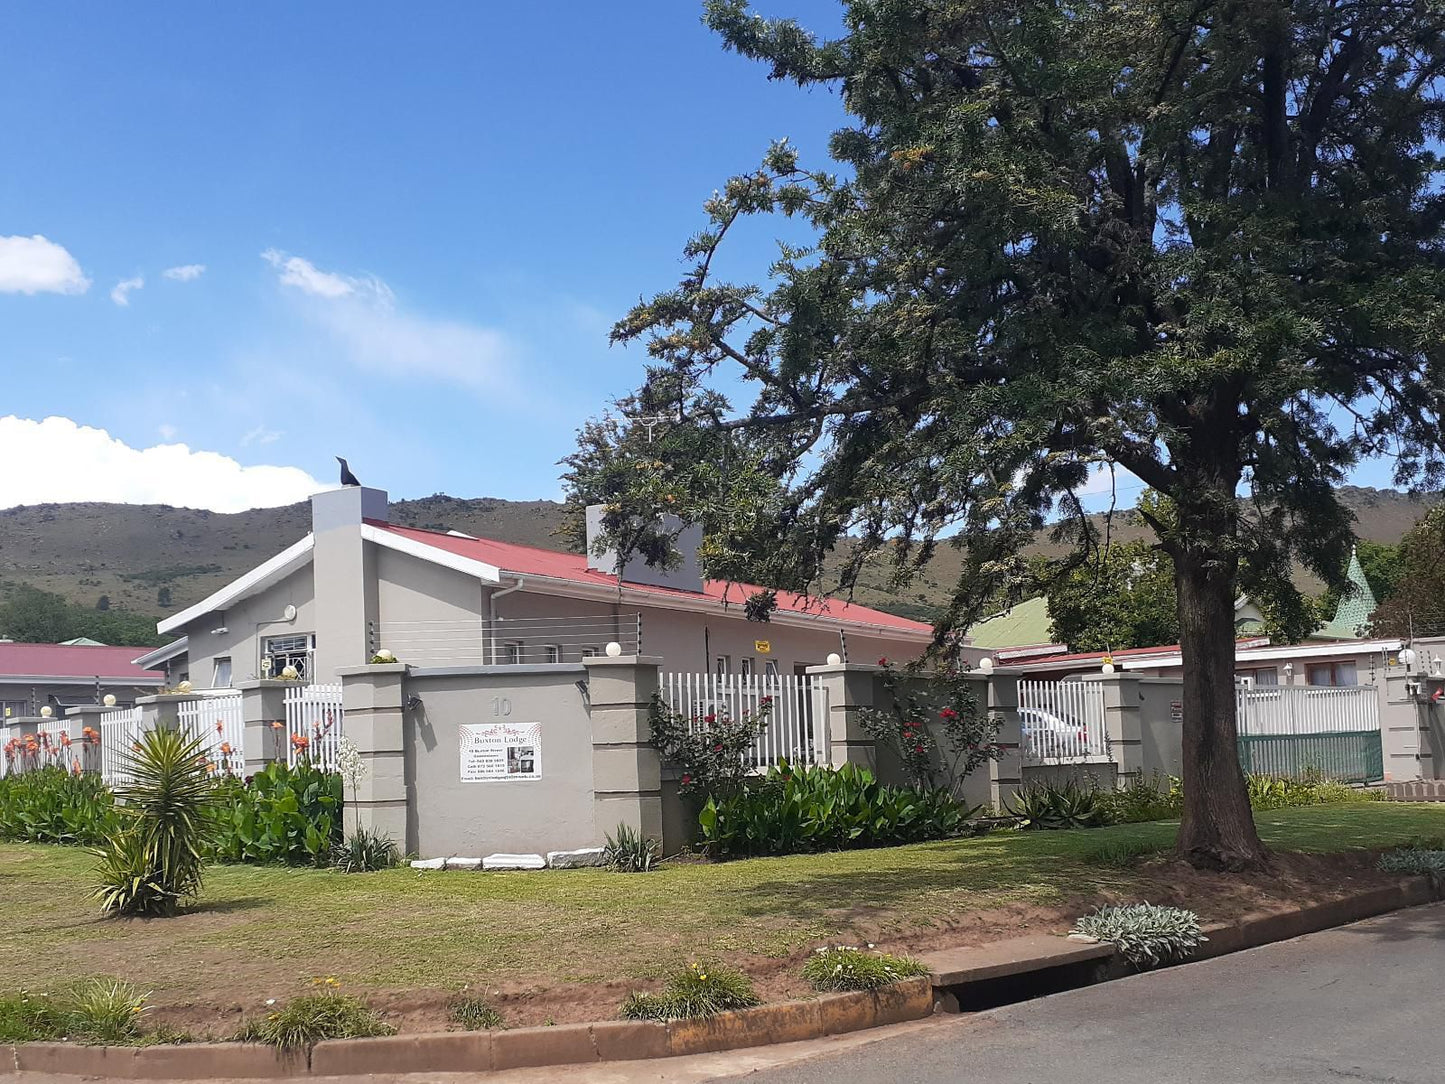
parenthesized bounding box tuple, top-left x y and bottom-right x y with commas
(93, 725, 220, 916)
(1005, 780, 1104, 831)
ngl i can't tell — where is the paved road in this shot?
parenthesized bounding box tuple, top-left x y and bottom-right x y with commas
(711, 902, 1445, 1084)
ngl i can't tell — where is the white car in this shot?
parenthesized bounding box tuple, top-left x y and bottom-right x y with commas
(1020, 707, 1092, 758)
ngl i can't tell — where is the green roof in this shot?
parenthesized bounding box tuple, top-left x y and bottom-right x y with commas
(966, 596, 1056, 649)
(1315, 547, 1379, 640)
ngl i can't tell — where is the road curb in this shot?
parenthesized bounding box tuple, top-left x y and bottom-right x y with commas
(3, 882, 1435, 1079)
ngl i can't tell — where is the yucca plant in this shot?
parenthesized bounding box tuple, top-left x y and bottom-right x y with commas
(331, 826, 400, 873)
(93, 726, 219, 917)
(603, 822, 660, 872)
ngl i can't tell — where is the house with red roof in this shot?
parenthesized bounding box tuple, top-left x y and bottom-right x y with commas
(0, 641, 165, 720)
(154, 485, 938, 688)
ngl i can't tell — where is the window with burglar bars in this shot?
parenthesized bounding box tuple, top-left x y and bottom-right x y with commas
(263, 634, 313, 680)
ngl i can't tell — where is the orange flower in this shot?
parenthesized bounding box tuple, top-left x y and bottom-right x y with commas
(61, 733, 72, 747)
(71, 759, 82, 776)
(216, 721, 224, 733)
(270, 721, 283, 730)
(220, 741, 233, 755)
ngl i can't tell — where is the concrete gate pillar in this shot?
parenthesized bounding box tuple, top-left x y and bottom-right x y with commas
(337, 663, 409, 844)
(583, 655, 664, 844)
(236, 679, 291, 777)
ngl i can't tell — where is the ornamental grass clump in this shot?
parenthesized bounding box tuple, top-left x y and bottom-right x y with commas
(449, 994, 505, 1030)
(603, 822, 660, 872)
(620, 961, 760, 1021)
(0, 979, 152, 1045)
(802, 946, 928, 992)
(1072, 904, 1206, 969)
(235, 980, 394, 1049)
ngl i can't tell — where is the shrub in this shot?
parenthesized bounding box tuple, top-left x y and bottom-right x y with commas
(236, 985, 394, 1049)
(698, 761, 972, 857)
(603, 822, 660, 872)
(858, 660, 1000, 791)
(1095, 773, 1183, 825)
(212, 761, 343, 867)
(0, 980, 151, 1045)
(93, 727, 219, 917)
(0, 766, 119, 845)
(0, 992, 65, 1043)
(649, 694, 773, 800)
(1245, 772, 1370, 810)
(1006, 780, 1105, 830)
(1071, 904, 1206, 969)
(449, 995, 504, 1030)
(620, 961, 760, 1021)
(802, 946, 928, 992)
(331, 827, 400, 873)
(1081, 839, 1170, 868)
(1378, 847, 1445, 881)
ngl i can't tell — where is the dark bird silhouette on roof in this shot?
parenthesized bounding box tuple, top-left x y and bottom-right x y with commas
(336, 457, 361, 487)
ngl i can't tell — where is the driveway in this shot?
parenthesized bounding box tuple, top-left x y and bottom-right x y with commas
(708, 901, 1445, 1084)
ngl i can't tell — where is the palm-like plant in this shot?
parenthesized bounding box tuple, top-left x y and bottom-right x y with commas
(93, 725, 219, 916)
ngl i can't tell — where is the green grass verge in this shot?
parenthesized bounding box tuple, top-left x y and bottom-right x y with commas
(0, 803, 1440, 1007)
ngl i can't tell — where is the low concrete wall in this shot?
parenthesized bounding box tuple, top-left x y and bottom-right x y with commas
(403, 666, 599, 857)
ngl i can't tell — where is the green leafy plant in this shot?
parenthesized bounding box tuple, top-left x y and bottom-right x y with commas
(1378, 847, 1445, 883)
(1245, 771, 1371, 811)
(93, 726, 220, 917)
(1072, 904, 1206, 969)
(859, 660, 1000, 792)
(1095, 773, 1183, 825)
(1006, 780, 1105, 831)
(648, 693, 772, 800)
(698, 760, 973, 857)
(603, 822, 660, 872)
(236, 983, 394, 1049)
(802, 946, 928, 992)
(620, 961, 760, 1021)
(212, 760, 343, 867)
(331, 826, 400, 873)
(0, 766, 118, 845)
(64, 978, 151, 1044)
(449, 995, 504, 1031)
(0, 992, 65, 1043)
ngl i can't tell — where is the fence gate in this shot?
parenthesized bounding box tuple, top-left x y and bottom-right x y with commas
(1236, 684, 1383, 783)
(661, 673, 828, 769)
(99, 706, 146, 787)
(285, 684, 344, 770)
(178, 694, 246, 777)
(1016, 679, 1111, 762)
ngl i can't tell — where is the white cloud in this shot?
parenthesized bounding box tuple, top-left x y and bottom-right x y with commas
(240, 424, 282, 446)
(162, 263, 206, 282)
(0, 234, 90, 295)
(110, 275, 144, 306)
(0, 416, 321, 513)
(158, 423, 178, 440)
(261, 249, 516, 393)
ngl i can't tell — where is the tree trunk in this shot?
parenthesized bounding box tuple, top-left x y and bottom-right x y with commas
(1174, 550, 1270, 870)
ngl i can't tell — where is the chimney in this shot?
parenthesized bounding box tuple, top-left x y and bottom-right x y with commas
(311, 486, 387, 678)
(586, 504, 704, 593)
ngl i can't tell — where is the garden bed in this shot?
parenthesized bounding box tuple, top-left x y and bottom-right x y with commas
(1, 802, 1442, 1039)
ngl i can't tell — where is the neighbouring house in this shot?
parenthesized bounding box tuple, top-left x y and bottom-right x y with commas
(153, 485, 940, 687)
(0, 642, 165, 719)
(131, 637, 189, 686)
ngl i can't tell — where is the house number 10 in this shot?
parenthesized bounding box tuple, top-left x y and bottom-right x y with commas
(489, 696, 513, 717)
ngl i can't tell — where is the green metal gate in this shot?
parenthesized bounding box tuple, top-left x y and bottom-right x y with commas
(1235, 685, 1384, 784)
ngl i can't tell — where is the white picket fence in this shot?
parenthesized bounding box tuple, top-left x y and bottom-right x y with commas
(661, 673, 828, 769)
(99, 706, 147, 787)
(285, 683, 344, 770)
(178, 693, 246, 777)
(1017, 679, 1110, 762)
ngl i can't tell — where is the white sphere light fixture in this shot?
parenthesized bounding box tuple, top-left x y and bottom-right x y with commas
(1101, 661, 1116, 675)
(176, 680, 193, 694)
(102, 694, 116, 708)
(40, 705, 53, 718)
(1400, 647, 1418, 670)
(826, 652, 842, 666)
(979, 657, 995, 674)
(605, 641, 623, 658)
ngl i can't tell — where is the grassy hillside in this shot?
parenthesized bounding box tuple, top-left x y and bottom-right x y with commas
(0, 485, 1431, 630)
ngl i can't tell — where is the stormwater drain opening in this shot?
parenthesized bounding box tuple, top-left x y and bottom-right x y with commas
(935, 956, 1121, 1013)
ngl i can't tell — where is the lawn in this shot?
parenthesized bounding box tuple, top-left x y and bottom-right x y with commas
(2, 802, 1441, 1032)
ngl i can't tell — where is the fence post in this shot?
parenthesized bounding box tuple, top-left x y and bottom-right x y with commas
(337, 663, 410, 846)
(583, 654, 665, 846)
(134, 693, 191, 735)
(1093, 674, 1144, 787)
(236, 679, 290, 777)
(804, 662, 881, 768)
(63, 705, 107, 775)
(986, 670, 1024, 810)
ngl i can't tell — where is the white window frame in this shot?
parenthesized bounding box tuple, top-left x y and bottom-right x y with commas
(544, 644, 561, 664)
(715, 654, 731, 680)
(211, 656, 233, 689)
(503, 641, 523, 665)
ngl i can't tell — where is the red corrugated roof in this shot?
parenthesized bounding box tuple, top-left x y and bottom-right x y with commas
(371, 521, 934, 635)
(0, 643, 166, 682)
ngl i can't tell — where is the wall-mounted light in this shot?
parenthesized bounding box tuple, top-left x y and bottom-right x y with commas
(210, 626, 228, 636)
(406, 694, 424, 712)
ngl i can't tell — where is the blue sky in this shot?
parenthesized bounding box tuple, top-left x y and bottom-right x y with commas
(0, 2, 850, 511)
(0, 2, 1400, 514)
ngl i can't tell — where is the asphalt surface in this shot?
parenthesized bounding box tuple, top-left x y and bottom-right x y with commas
(712, 902, 1445, 1084)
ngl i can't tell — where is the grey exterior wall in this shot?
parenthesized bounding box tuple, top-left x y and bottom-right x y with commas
(1136, 678, 1186, 777)
(176, 565, 316, 689)
(401, 666, 598, 857)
